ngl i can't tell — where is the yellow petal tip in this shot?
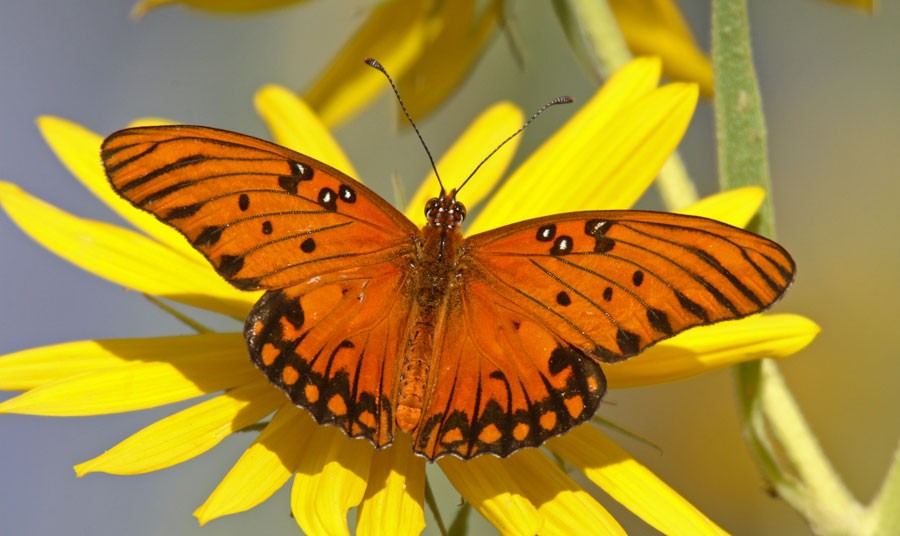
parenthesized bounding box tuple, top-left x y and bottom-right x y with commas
(73, 462, 91, 478)
(0, 181, 21, 197)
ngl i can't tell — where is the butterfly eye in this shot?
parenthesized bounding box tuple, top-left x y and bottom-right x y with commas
(425, 198, 440, 218)
(452, 201, 467, 223)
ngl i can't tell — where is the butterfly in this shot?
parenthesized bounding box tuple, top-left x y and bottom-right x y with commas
(101, 124, 794, 461)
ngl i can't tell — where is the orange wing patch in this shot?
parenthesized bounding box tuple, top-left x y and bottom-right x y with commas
(245, 263, 414, 448)
(102, 126, 416, 290)
(411, 278, 607, 460)
(466, 210, 794, 364)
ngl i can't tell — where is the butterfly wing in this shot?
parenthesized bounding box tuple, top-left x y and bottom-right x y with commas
(464, 210, 795, 363)
(102, 125, 417, 290)
(245, 265, 413, 448)
(102, 125, 420, 448)
(412, 278, 607, 459)
(411, 210, 794, 459)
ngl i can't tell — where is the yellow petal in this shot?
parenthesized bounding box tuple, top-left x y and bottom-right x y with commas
(127, 117, 178, 127)
(36, 116, 205, 261)
(439, 455, 541, 536)
(548, 425, 727, 535)
(503, 449, 625, 535)
(404, 101, 524, 226)
(195, 404, 316, 524)
(0, 182, 255, 318)
(0, 333, 245, 391)
(255, 85, 358, 177)
(609, 0, 713, 95)
(357, 434, 426, 536)
(677, 186, 766, 228)
(292, 425, 374, 535)
(0, 335, 256, 415)
(75, 379, 281, 476)
(131, 0, 306, 19)
(303, 0, 431, 128)
(469, 65, 698, 233)
(396, 0, 503, 121)
(582, 56, 665, 118)
(605, 314, 820, 388)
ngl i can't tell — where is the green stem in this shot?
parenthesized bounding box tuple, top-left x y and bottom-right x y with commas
(424, 476, 449, 536)
(711, 1, 876, 533)
(711, 0, 773, 236)
(552, 0, 697, 208)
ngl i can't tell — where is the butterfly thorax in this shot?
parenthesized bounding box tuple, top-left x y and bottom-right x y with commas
(395, 191, 467, 434)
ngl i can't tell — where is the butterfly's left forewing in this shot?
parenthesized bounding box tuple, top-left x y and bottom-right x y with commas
(102, 125, 417, 290)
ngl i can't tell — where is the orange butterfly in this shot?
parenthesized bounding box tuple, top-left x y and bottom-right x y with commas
(102, 120, 793, 461)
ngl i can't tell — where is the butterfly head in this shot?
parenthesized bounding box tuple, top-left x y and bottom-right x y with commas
(425, 189, 466, 230)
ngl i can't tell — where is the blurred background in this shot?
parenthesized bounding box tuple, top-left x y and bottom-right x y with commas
(0, 1, 897, 534)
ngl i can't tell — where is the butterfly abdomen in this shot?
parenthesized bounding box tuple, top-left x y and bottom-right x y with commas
(396, 224, 464, 436)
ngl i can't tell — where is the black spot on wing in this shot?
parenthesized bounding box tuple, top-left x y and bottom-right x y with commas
(216, 255, 244, 279)
(318, 187, 338, 211)
(300, 237, 316, 253)
(632, 270, 644, 287)
(194, 225, 224, 247)
(278, 160, 314, 194)
(647, 307, 673, 335)
(550, 235, 573, 256)
(536, 224, 557, 242)
(616, 328, 641, 355)
(339, 184, 356, 203)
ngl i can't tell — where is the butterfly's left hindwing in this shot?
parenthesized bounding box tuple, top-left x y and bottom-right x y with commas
(465, 210, 795, 363)
(102, 125, 417, 290)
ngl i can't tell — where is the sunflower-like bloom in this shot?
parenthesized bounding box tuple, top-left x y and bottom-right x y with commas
(132, 0, 503, 128)
(0, 58, 818, 535)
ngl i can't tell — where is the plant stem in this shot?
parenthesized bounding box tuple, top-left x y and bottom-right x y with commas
(712, 1, 869, 533)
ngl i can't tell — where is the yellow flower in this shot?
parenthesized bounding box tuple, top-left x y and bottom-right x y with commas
(0, 58, 818, 534)
(305, 0, 503, 128)
(131, 0, 311, 19)
(132, 0, 503, 127)
(824, 0, 875, 10)
(608, 0, 714, 96)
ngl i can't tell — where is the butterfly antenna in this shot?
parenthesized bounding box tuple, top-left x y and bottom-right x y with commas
(455, 95, 573, 194)
(364, 57, 445, 193)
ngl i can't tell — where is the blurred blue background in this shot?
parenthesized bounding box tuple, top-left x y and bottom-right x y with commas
(1, 1, 897, 534)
